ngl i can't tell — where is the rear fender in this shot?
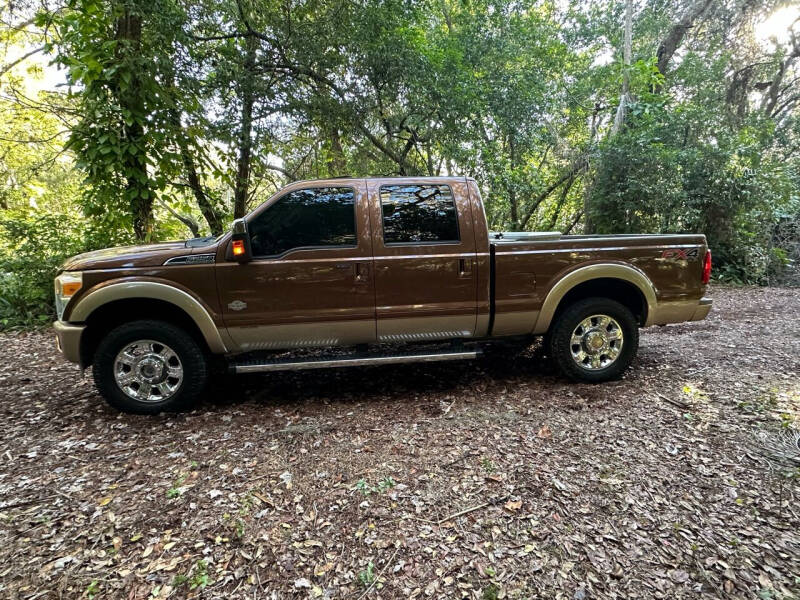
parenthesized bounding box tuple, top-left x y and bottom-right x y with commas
(532, 264, 658, 334)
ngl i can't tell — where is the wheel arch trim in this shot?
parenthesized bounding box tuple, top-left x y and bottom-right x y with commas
(69, 280, 228, 353)
(532, 263, 658, 334)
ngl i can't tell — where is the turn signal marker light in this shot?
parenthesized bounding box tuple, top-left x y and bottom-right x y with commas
(232, 240, 245, 256)
(61, 281, 82, 296)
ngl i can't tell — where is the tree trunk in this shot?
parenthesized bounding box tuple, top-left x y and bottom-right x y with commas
(547, 174, 577, 230)
(326, 126, 346, 176)
(115, 10, 153, 241)
(761, 42, 800, 117)
(181, 142, 225, 236)
(582, 171, 596, 234)
(611, 0, 632, 135)
(655, 0, 714, 77)
(165, 84, 225, 236)
(508, 133, 519, 229)
(234, 36, 257, 219)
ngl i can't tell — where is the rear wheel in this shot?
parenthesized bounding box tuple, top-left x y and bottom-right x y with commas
(93, 320, 208, 413)
(548, 297, 639, 382)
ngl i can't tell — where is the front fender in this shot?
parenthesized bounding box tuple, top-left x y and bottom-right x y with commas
(67, 279, 229, 354)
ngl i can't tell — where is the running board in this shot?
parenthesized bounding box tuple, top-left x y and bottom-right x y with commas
(231, 348, 482, 374)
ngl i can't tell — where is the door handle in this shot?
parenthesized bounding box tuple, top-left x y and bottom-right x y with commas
(458, 258, 472, 276)
(355, 262, 368, 282)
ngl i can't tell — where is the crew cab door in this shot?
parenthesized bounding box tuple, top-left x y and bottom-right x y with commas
(367, 178, 478, 342)
(215, 181, 375, 351)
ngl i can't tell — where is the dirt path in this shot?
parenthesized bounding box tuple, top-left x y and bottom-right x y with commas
(1, 286, 798, 599)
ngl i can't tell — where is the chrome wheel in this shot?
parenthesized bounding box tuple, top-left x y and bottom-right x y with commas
(113, 340, 183, 403)
(569, 314, 624, 370)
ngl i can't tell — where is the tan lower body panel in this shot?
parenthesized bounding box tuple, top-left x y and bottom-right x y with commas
(53, 321, 86, 364)
(690, 297, 713, 321)
(377, 315, 475, 342)
(226, 319, 376, 352)
(491, 310, 539, 337)
(650, 298, 712, 325)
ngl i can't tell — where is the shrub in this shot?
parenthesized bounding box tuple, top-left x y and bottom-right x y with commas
(0, 209, 131, 329)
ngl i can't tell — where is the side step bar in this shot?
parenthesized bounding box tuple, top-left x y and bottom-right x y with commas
(231, 348, 482, 374)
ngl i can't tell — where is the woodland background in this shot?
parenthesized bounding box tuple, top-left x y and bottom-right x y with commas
(0, 0, 799, 328)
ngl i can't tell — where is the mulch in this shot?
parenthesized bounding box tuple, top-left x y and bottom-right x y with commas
(0, 285, 798, 599)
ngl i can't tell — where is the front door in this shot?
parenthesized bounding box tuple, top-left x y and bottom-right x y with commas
(216, 181, 375, 352)
(366, 178, 478, 342)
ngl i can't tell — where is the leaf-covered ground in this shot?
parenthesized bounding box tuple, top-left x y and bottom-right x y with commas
(1, 286, 798, 600)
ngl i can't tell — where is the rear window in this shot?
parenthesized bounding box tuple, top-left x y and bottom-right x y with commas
(379, 184, 460, 244)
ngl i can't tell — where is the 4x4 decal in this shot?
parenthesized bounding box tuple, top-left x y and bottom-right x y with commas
(661, 248, 699, 260)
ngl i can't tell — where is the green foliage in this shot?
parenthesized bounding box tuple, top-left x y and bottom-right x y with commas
(0, 0, 798, 329)
(189, 559, 211, 590)
(0, 209, 122, 329)
(357, 561, 375, 587)
(589, 102, 796, 283)
(42, 0, 213, 240)
(355, 478, 370, 496)
(172, 559, 211, 590)
(84, 579, 100, 599)
(482, 583, 500, 600)
(354, 476, 396, 496)
(377, 476, 396, 493)
(166, 472, 189, 499)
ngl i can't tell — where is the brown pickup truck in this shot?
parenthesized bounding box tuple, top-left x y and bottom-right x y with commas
(53, 176, 712, 413)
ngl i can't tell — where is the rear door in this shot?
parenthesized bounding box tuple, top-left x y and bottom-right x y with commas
(216, 180, 376, 351)
(366, 178, 478, 342)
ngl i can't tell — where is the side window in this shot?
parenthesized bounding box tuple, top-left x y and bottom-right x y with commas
(248, 187, 356, 257)
(380, 184, 460, 244)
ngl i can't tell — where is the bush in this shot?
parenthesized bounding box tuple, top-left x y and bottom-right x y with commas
(0, 210, 130, 329)
(587, 109, 798, 285)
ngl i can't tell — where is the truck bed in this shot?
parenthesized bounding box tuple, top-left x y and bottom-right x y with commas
(489, 232, 709, 336)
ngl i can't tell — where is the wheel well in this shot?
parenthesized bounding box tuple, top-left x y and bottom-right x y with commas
(552, 278, 648, 326)
(79, 298, 210, 367)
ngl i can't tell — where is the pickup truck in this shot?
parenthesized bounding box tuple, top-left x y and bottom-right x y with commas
(53, 176, 712, 413)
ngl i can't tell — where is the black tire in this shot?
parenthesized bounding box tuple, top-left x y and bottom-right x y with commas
(93, 320, 208, 414)
(547, 297, 639, 383)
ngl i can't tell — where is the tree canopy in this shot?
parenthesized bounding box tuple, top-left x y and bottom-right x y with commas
(1, 0, 799, 325)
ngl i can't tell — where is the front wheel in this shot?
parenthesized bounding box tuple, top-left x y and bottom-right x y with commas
(547, 297, 639, 382)
(93, 320, 208, 414)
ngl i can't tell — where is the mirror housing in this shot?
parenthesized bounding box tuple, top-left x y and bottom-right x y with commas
(230, 218, 252, 264)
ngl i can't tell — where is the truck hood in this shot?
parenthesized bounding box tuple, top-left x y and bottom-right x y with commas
(60, 240, 212, 271)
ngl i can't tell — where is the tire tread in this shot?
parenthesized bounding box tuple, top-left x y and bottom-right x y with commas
(547, 297, 639, 382)
(92, 319, 207, 414)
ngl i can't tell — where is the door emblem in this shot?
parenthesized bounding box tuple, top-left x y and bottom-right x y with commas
(228, 300, 247, 311)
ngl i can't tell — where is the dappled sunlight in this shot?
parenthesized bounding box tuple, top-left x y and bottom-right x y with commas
(754, 5, 800, 47)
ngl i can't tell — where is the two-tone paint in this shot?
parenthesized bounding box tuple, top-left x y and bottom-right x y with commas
(54, 176, 712, 365)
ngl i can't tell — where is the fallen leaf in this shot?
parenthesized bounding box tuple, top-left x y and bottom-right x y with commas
(670, 569, 690, 584)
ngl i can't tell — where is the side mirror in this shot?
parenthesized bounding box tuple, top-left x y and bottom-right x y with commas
(230, 218, 252, 264)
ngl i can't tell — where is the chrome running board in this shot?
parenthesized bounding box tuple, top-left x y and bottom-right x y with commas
(231, 348, 481, 374)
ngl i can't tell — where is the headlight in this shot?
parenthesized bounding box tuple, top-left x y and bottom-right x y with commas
(54, 271, 83, 321)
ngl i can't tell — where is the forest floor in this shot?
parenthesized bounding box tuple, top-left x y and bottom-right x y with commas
(0, 285, 798, 600)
